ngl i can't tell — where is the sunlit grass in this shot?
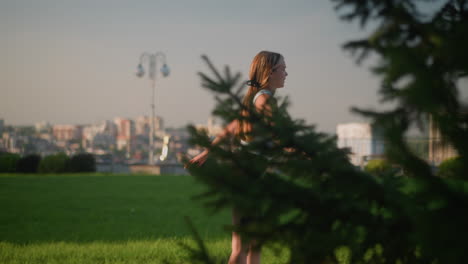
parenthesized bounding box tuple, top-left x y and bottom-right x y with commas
(0, 239, 231, 264)
(0, 173, 288, 263)
(0, 173, 228, 243)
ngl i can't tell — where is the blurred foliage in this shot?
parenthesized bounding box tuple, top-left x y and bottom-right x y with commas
(36, 153, 96, 173)
(68, 153, 96, 173)
(437, 156, 464, 179)
(38, 153, 70, 173)
(185, 0, 468, 263)
(16, 154, 42, 173)
(364, 159, 395, 176)
(0, 153, 21, 173)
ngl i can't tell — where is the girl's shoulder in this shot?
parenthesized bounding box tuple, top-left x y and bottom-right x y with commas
(253, 90, 276, 113)
(253, 93, 271, 107)
(253, 89, 273, 105)
(253, 89, 273, 102)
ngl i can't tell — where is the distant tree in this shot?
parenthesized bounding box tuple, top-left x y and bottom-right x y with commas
(184, 1, 468, 263)
(0, 153, 20, 173)
(68, 153, 96, 173)
(16, 154, 41, 173)
(38, 153, 70, 173)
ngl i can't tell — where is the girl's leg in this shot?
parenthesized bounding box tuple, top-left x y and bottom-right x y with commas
(229, 231, 247, 264)
(246, 241, 261, 264)
(229, 209, 247, 264)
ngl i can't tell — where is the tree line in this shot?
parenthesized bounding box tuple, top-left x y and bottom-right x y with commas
(0, 152, 96, 173)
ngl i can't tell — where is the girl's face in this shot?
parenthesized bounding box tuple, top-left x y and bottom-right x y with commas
(268, 57, 288, 89)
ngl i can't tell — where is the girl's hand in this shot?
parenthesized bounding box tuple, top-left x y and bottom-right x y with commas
(284, 147, 295, 153)
(185, 150, 209, 168)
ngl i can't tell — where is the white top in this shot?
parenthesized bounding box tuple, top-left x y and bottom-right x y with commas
(252, 89, 273, 104)
(240, 89, 273, 146)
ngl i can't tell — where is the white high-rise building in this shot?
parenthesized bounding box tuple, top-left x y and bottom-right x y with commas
(336, 123, 385, 166)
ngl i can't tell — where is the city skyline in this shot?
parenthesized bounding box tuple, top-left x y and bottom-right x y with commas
(0, 114, 217, 131)
(2, 0, 467, 134)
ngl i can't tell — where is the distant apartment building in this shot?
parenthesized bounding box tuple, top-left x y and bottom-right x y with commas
(35, 121, 52, 133)
(0, 119, 4, 150)
(82, 120, 117, 151)
(53, 125, 83, 141)
(195, 117, 223, 138)
(207, 117, 223, 137)
(114, 117, 135, 154)
(0, 132, 32, 154)
(1, 132, 18, 153)
(135, 115, 163, 136)
(188, 117, 223, 158)
(336, 123, 385, 167)
(428, 115, 458, 165)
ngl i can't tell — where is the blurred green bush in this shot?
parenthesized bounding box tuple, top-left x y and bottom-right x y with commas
(437, 157, 464, 180)
(68, 153, 96, 173)
(0, 153, 21, 173)
(16, 154, 42, 173)
(38, 153, 70, 173)
(364, 159, 393, 176)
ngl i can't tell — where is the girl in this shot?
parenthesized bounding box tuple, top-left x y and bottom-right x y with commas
(188, 50, 288, 264)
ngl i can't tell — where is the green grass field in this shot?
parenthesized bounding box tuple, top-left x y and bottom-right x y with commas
(0, 174, 288, 263)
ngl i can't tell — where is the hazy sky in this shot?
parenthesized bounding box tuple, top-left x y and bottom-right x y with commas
(2, 0, 464, 133)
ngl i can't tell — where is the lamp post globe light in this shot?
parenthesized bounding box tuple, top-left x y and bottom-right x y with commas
(136, 52, 170, 165)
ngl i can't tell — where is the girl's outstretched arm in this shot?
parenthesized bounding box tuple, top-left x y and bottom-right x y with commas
(186, 120, 239, 167)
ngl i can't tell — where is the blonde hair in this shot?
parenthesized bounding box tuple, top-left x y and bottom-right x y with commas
(237, 51, 282, 141)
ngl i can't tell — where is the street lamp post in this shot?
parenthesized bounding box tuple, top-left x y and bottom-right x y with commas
(136, 52, 170, 165)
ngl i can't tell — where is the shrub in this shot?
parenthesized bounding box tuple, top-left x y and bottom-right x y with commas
(0, 153, 21, 173)
(38, 153, 70, 173)
(437, 157, 464, 180)
(16, 154, 42, 173)
(68, 153, 96, 172)
(364, 159, 393, 176)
